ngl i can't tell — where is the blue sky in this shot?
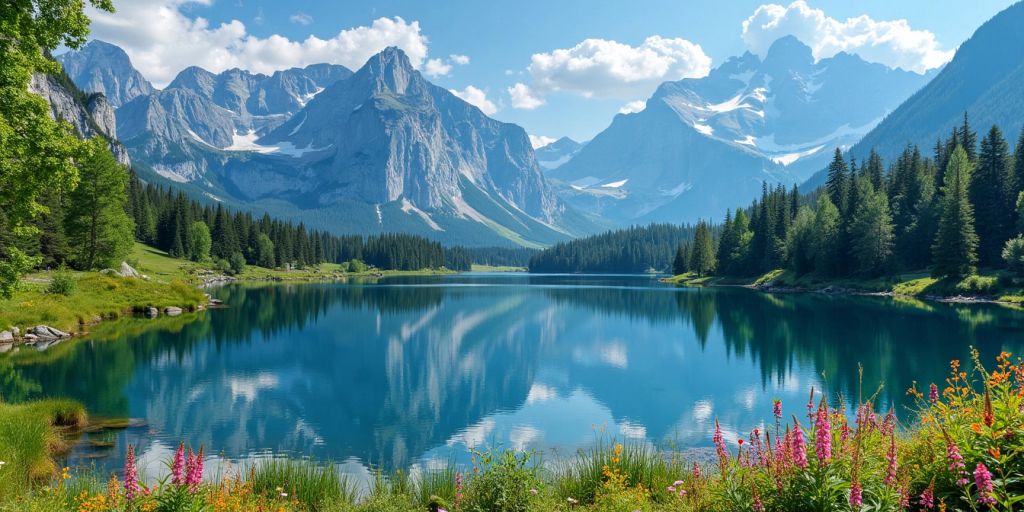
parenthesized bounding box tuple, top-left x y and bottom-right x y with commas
(87, 0, 1015, 144)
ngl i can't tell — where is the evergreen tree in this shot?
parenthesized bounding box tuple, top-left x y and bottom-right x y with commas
(63, 138, 135, 270)
(1014, 130, 1024, 210)
(971, 125, 1013, 265)
(673, 243, 689, 275)
(812, 195, 842, 276)
(826, 148, 850, 215)
(787, 206, 816, 275)
(960, 112, 977, 162)
(932, 146, 979, 278)
(689, 220, 716, 277)
(865, 149, 885, 192)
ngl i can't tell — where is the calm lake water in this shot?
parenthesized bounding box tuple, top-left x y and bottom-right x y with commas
(4, 273, 1024, 480)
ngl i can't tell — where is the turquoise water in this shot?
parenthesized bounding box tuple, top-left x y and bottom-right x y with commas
(4, 273, 1024, 479)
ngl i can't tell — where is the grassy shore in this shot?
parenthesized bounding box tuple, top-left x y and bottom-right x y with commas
(470, 264, 528, 272)
(0, 399, 87, 498)
(664, 268, 1024, 304)
(4, 351, 1023, 511)
(0, 243, 455, 337)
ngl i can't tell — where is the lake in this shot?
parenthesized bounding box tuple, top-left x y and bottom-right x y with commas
(4, 273, 1024, 481)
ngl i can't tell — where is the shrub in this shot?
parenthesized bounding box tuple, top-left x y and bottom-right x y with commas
(214, 258, 231, 273)
(956, 274, 998, 294)
(229, 252, 247, 275)
(463, 449, 540, 512)
(1003, 236, 1024, 275)
(345, 259, 368, 273)
(46, 265, 76, 296)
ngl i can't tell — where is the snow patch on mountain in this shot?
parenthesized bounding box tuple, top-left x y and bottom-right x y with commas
(401, 198, 443, 231)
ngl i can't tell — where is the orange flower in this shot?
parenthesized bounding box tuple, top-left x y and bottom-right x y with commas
(989, 447, 1001, 460)
(972, 423, 982, 434)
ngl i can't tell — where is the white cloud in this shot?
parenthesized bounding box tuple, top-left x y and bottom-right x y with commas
(528, 135, 557, 149)
(423, 58, 452, 77)
(507, 82, 544, 109)
(289, 12, 313, 26)
(618, 100, 647, 114)
(742, 1, 953, 73)
(449, 85, 497, 115)
(85, 1, 430, 87)
(450, 54, 470, 65)
(527, 36, 711, 99)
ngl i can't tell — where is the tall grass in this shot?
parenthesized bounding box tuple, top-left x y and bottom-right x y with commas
(248, 458, 356, 510)
(551, 438, 688, 505)
(413, 464, 457, 508)
(0, 399, 86, 497)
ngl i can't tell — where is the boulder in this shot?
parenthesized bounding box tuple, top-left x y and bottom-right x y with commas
(145, 307, 159, 318)
(164, 306, 183, 317)
(10, 326, 19, 336)
(119, 262, 141, 278)
(30, 325, 70, 339)
(23, 333, 38, 341)
(0, 331, 12, 342)
(0, 343, 12, 354)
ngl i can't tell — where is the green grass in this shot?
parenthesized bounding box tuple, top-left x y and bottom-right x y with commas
(470, 264, 527, 272)
(0, 399, 86, 497)
(249, 459, 357, 510)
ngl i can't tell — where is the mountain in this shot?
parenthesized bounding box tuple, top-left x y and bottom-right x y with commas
(535, 137, 584, 170)
(804, 1, 1024, 189)
(28, 71, 130, 165)
(56, 40, 154, 108)
(551, 36, 934, 224)
(59, 42, 595, 247)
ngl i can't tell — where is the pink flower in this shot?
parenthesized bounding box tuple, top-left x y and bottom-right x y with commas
(929, 383, 939, 403)
(814, 400, 831, 464)
(974, 463, 996, 506)
(947, 440, 969, 486)
(772, 399, 782, 420)
(171, 442, 185, 486)
(806, 387, 816, 422)
(691, 462, 701, 479)
(919, 484, 934, 509)
(713, 420, 729, 471)
(849, 479, 862, 508)
(455, 471, 463, 505)
(123, 444, 140, 501)
(791, 420, 808, 469)
(185, 446, 204, 491)
(884, 432, 898, 486)
(752, 482, 764, 512)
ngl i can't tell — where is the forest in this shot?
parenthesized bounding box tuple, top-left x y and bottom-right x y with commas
(528, 224, 701, 273)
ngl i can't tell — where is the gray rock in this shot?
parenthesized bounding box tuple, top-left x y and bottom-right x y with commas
(11, 326, 20, 335)
(56, 40, 155, 108)
(23, 333, 38, 341)
(119, 261, 142, 278)
(30, 325, 70, 339)
(164, 306, 183, 316)
(0, 331, 12, 342)
(145, 307, 159, 318)
(0, 343, 12, 354)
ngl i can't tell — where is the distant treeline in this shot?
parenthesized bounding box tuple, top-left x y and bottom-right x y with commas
(528, 224, 699, 273)
(446, 246, 538, 269)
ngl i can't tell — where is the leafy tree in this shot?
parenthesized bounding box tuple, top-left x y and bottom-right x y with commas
(786, 206, 816, 275)
(187, 221, 212, 262)
(689, 220, 716, 277)
(255, 233, 276, 268)
(932, 146, 979, 278)
(849, 181, 895, 276)
(63, 138, 134, 270)
(1002, 236, 1024, 276)
(228, 252, 247, 275)
(812, 195, 842, 276)
(0, 0, 114, 296)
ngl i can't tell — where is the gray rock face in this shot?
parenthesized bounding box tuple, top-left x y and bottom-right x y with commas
(164, 306, 183, 316)
(29, 325, 70, 339)
(56, 40, 154, 108)
(535, 137, 584, 171)
(28, 73, 131, 165)
(552, 36, 935, 224)
(119, 262, 141, 278)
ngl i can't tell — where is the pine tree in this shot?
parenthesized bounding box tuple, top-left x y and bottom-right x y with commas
(971, 125, 1012, 266)
(673, 243, 689, 275)
(932, 146, 979, 278)
(865, 149, 885, 192)
(960, 112, 977, 162)
(787, 206, 816, 275)
(689, 220, 716, 277)
(63, 138, 135, 270)
(850, 181, 895, 276)
(812, 195, 842, 276)
(826, 148, 850, 215)
(1014, 129, 1024, 209)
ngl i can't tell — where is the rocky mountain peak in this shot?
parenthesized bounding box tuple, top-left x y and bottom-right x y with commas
(56, 39, 154, 108)
(762, 35, 814, 72)
(358, 46, 419, 95)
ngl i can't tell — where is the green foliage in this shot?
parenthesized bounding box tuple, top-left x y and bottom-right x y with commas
(932, 146, 979, 278)
(64, 138, 135, 270)
(529, 224, 700, 273)
(1002, 236, 1024, 275)
(0, 399, 86, 497)
(228, 252, 247, 275)
(248, 459, 355, 510)
(463, 449, 540, 512)
(186, 221, 212, 262)
(812, 195, 842, 276)
(46, 265, 75, 296)
(344, 259, 368, 273)
(849, 179, 895, 276)
(689, 220, 716, 277)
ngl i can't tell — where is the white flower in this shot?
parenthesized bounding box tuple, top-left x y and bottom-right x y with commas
(281, 492, 288, 497)
(567, 497, 578, 504)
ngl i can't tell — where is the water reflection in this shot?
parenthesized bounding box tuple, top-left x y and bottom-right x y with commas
(3, 275, 1024, 478)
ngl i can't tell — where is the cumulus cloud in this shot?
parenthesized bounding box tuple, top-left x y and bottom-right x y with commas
(289, 12, 313, 26)
(422, 53, 470, 77)
(528, 135, 557, 149)
(86, 1, 430, 87)
(449, 86, 497, 115)
(507, 83, 544, 109)
(526, 36, 711, 99)
(741, 1, 953, 73)
(618, 100, 647, 114)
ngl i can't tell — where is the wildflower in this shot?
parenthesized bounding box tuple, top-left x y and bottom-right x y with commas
(983, 387, 995, 427)
(849, 479, 862, 508)
(929, 383, 939, 403)
(172, 442, 186, 486)
(814, 399, 831, 464)
(791, 419, 808, 469)
(884, 432, 898, 486)
(919, 484, 934, 509)
(806, 386, 815, 421)
(185, 446, 204, 491)
(124, 444, 140, 502)
(946, 439, 969, 486)
(692, 462, 701, 479)
(455, 471, 463, 505)
(713, 420, 729, 471)
(752, 481, 764, 512)
(61, 466, 70, 480)
(772, 399, 782, 420)
(974, 463, 996, 506)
